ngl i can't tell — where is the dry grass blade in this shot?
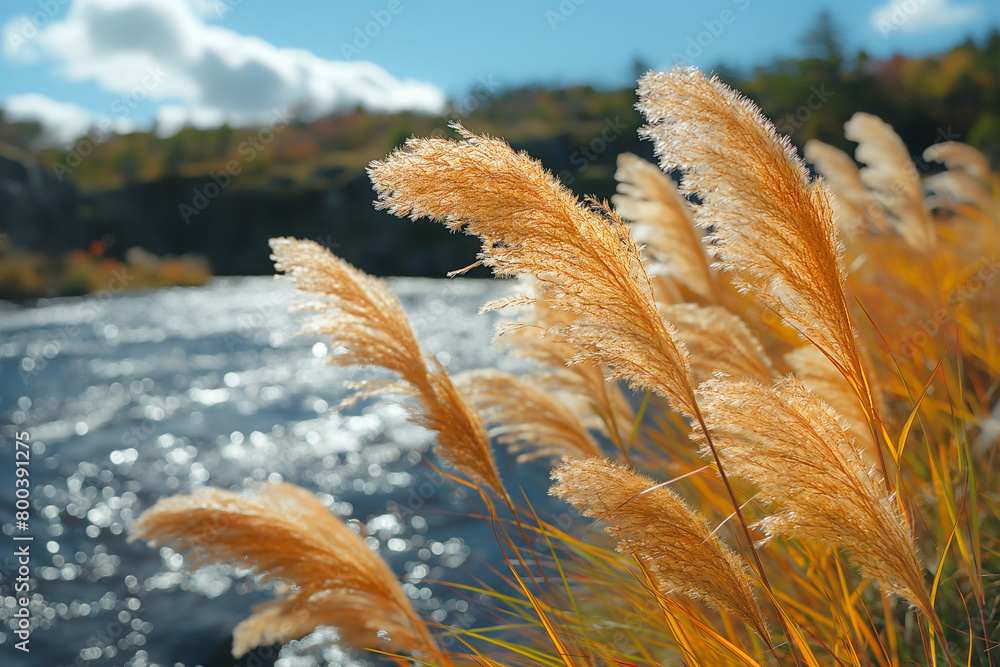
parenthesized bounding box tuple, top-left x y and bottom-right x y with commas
(368, 124, 698, 416)
(129, 483, 438, 658)
(661, 303, 774, 383)
(803, 139, 889, 238)
(457, 369, 602, 462)
(269, 237, 504, 496)
(550, 457, 769, 640)
(613, 152, 715, 301)
(637, 68, 868, 405)
(844, 112, 936, 251)
(694, 376, 933, 617)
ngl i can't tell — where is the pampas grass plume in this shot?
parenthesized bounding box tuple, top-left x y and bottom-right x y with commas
(498, 283, 636, 449)
(637, 68, 868, 406)
(369, 123, 699, 417)
(662, 303, 774, 383)
(270, 237, 504, 497)
(457, 369, 602, 462)
(130, 483, 439, 658)
(550, 457, 769, 640)
(695, 376, 933, 617)
(613, 152, 715, 302)
(843, 112, 936, 251)
(803, 139, 889, 238)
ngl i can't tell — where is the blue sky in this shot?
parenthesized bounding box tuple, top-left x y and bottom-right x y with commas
(1, 0, 997, 145)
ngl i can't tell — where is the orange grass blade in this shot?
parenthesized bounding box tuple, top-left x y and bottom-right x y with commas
(929, 512, 959, 608)
(658, 595, 769, 667)
(505, 551, 576, 667)
(638, 564, 705, 667)
(879, 591, 900, 667)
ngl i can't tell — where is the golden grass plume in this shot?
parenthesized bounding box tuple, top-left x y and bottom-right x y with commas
(612, 152, 715, 302)
(843, 112, 936, 251)
(662, 303, 774, 383)
(368, 123, 698, 416)
(637, 68, 868, 405)
(785, 345, 879, 459)
(923, 140, 990, 181)
(694, 376, 933, 616)
(498, 279, 636, 449)
(923, 141, 995, 214)
(457, 369, 602, 462)
(270, 237, 504, 496)
(803, 139, 889, 238)
(550, 457, 769, 640)
(130, 482, 439, 658)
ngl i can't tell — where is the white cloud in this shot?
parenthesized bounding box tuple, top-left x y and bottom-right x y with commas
(3, 0, 446, 137)
(870, 0, 984, 36)
(2, 93, 135, 146)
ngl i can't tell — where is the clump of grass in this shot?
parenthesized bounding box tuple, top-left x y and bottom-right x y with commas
(132, 67, 999, 666)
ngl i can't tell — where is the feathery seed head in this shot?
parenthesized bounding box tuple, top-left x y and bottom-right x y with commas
(457, 369, 602, 462)
(550, 457, 768, 639)
(922, 141, 995, 213)
(130, 483, 438, 657)
(613, 152, 715, 302)
(369, 124, 698, 416)
(804, 139, 890, 238)
(270, 237, 504, 496)
(695, 376, 931, 615)
(637, 68, 871, 415)
(662, 303, 774, 383)
(843, 112, 936, 251)
(923, 141, 990, 181)
(498, 282, 636, 447)
(785, 345, 880, 460)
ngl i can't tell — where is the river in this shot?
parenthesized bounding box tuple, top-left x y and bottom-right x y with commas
(0, 276, 556, 667)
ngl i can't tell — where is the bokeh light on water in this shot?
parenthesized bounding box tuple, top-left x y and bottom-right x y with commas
(0, 276, 535, 666)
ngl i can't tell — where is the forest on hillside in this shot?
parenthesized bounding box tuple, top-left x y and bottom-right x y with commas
(1, 17, 998, 297)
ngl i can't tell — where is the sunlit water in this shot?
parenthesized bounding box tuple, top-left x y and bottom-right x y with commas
(0, 277, 555, 667)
